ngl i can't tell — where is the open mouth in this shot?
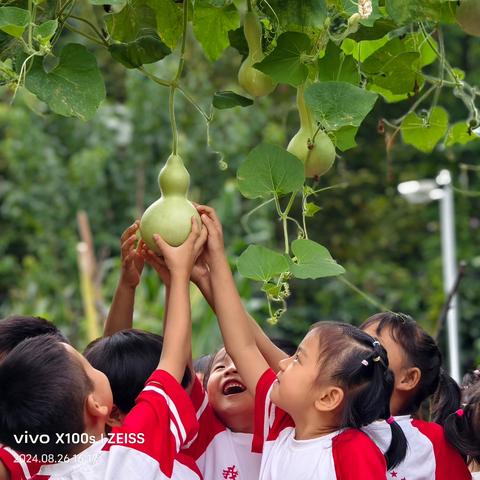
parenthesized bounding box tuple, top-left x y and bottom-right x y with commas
(222, 380, 247, 396)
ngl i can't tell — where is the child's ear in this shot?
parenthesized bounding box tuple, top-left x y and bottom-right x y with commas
(106, 405, 124, 428)
(86, 393, 110, 419)
(397, 366, 421, 392)
(314, 386, 344, 412)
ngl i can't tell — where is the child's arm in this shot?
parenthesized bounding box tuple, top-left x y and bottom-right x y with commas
(104, 221, 144, 336)
(199, 205, 269, 395)
(155, 218, 207, 382)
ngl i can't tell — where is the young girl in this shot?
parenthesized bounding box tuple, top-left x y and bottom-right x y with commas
(361, 312, 471, 479)
(107, 221, 263, 479)
(199, 205, 407, 479)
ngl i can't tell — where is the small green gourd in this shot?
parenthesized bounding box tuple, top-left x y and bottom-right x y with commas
(238, 11, 277, 97)
(140, 154, 201, 251)
(287, 85, 336, 178)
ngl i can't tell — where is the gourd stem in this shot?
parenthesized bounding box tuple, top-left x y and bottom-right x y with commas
(169, 86, 178, 155)
(297, 83, 314, 136)
(247, 0, 253, 12)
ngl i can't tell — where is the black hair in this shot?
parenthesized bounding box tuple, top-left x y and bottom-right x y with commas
(309, 321, 407, 470)
(444, 382, 480, 466)
(460, 366, 480, 403)
(84, 329, 191, 413)
(0, 315, 68, 358)
(193, 354, 213, 379)
(0, 335, 92, 456)
(360, 312, 460, 425)
(202, 347, 223, 391)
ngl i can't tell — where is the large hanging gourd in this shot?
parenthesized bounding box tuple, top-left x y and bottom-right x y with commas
(238, 10, 277, 97)
(140, 154, 200, 250)
(287, 84, 336, 178)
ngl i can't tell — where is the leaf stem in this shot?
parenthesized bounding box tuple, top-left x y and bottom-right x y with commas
(64, 23, 106, 46)
(68, 15, 108, 46)
(138, 67, 171, 87)
(177, 86, 212, 122)
(339, 276, 392, 312)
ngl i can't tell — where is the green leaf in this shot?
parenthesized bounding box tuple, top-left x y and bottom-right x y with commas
(90, 0, 125, 4)
(109, 33, 171, 68)
(152, 0, 183, 49)
(237, 143, 305, 199)
(237, 245, 290, 282)
(212, 91, 253, 109)
(350, 18, 398, 41)
(305, 81, 378, 131)
(385, 0, 457, 24)
(0, 7, 30, 38)
(318, 42, 360, 85)
(25, 43, 106, 121)
(304, 202, 321, 217)
(333, 125, 358, 151)
(228, 26, 248, 56)
(401, 107, 449, 153)
(254, 32, 311, 87)
(445, 123, 480, 147)
(266, 0, 327, 29)
(193, 2, 240, 61)
(290, 239, 345, 279)
(33, 19, 58, 43)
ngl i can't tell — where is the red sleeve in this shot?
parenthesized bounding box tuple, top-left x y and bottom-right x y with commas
(107, 369, 199, 477)
(332, 429, 387, 480)
(0, 447, 42, 480)
(182, 376, 224, 460)
(412, 420, 471, 480)
(252, 368, 294, 454)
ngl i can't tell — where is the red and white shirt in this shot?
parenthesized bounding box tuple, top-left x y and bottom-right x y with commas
(363, 415, 471, 480)
(0, 445, 42, 479)
(30, 370, 201, 480)
(252, 369, 387, 480)
(183, 377, 261, 480)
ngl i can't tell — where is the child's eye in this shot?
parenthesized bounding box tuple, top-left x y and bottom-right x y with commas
(214, 365, 225, 371)
(293, 354, 299, 363)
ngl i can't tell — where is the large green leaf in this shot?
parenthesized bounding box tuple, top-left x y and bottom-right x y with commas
(109, 33, 171, 68)
(237, 245, 290, 282)
(305, 81, 378, 131)
(290, 239, 345, 279)
(193, 2, 240, 61)
(445, 123, 480, 147)
(237, 143, 305, 199)
(254, 32, 311, 87)
(0, 7, 30, 38)
(25, 43, 106, 121)
(212, 91, 253, 109)
(318, 42, 360, 85)
(152, 0, 183, 49)
(266, 0, 327, 29)
(33, 19, 57, 44)
(333, 125, 358, 151)
(385, 0, 457, 24)
(350, 18, 398, 41)
(401, 107, 449, 153)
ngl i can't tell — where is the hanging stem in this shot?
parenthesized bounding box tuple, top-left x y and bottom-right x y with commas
(339, 277, 392, 312)
(68, 15, 108, 46)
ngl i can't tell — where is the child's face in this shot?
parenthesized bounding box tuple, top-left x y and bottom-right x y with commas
(63, 343, 113, 413)
(270, 330, 324, 415)
(206, 348, 255, 430)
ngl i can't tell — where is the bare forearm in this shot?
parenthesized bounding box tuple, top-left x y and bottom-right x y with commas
(104, 280, 135, 336)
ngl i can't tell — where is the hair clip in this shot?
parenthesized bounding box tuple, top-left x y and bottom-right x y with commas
(373, 356, 381, 362)
(456, 409, 464, 417)
(372, 340, 381, 347)
(361, 359, 369, 367)
(386, 416, 395, 425)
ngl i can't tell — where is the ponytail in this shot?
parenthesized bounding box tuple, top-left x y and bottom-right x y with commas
(385, 419, 408, 470)
(431, 369, 461, 425)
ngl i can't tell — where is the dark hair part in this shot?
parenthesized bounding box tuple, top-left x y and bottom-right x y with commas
(310, 321, 407, 470)
(202, 347, 223, 391)
(0, 315, 68, 358)
(0, 335, 92, 456)
(444, 383, 480, 466)
(84, 329, 191, 413)
(360, 312, 460, 424)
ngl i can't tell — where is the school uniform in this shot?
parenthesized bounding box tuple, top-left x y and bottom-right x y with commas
(0, 445, 42, 479)
(183, 377, 261, 480)
(252, 368, 387, 480)
(363, 415, 472, 480)
(30, 370, 201, 480)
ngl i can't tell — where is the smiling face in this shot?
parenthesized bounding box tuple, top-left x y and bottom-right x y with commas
(206, 348, 255, 433)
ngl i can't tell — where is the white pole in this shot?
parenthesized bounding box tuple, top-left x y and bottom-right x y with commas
(437, 170, 461, 382)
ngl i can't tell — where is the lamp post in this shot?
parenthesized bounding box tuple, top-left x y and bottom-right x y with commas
(398, 170, 461, 382)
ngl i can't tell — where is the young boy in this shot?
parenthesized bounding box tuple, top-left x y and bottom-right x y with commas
(0, 218, 206, 480)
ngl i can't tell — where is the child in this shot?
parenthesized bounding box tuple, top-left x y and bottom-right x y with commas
(0, 219, 205, 479)
(199, 205, 407, 479)
(0, 315, 68, 480)
(361, 312, 471, 479)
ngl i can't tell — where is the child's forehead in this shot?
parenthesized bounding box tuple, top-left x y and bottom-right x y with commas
(212, 348, 230, 364)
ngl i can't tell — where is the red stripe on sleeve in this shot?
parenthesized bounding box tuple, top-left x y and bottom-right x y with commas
(252, 369, 277, 453)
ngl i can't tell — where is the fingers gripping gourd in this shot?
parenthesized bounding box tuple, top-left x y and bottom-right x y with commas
(140, 154, 201, 250)
(238, 11, 277, 97)
(287, 85, 336, 178)
(456, 0, 480, 37)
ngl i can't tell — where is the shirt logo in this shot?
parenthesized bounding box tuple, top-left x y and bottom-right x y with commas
(222, 465, 239, 479)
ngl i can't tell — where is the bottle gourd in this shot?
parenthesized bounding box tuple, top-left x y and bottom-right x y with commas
(140, 154, 200, 251)
(238, 11, 277, 97)
(287, 85, 336, 178)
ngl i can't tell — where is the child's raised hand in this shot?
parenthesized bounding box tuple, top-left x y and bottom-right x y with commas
(152, 217, 207, 279)
(120, 221, 144, 288)
(196, 205, 225, 264)
(142, 247, 171, 286)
